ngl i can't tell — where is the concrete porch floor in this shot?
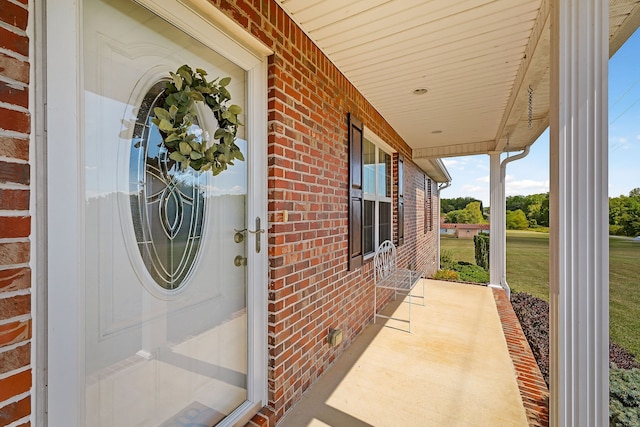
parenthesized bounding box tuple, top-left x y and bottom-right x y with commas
(278, 280, 529, 427)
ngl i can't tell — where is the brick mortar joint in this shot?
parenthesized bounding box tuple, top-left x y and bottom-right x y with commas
(0, 183, 30, 193)
(0, 390, 31, 412)
(0, 211, 30, 216)
(0, 264, 30, 272)
(0, 50, 29, 70)
(5, 0, 28, 10)
(0, 129, 31, 140)
(0, 339, 30, 354)
(0, 364, 30, 382)
(0, 101, 30, 114)
(0, 289, 30, 299)
(0, 314, 30, 325)
(0, 19, 28, 38)
(0, 75, 29, 90)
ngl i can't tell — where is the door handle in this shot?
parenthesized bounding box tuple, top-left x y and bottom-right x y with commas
(234, 218, 264, 252)
(248, 217, 264, 253)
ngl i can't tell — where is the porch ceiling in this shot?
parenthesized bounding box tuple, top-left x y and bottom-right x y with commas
(276, 0, 640, 165)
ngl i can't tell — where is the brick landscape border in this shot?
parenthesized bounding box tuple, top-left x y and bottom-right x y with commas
(492, 288, 549, 427)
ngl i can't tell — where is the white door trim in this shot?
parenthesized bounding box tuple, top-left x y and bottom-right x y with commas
(33, 0, 48, 424)
(45, 0, 271, 424)
(46, 1, 84, 422)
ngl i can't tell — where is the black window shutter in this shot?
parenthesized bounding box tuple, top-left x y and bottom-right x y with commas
(428, 178, 433, 231)
(397, 155, 404, 245)
(424, 176, 429, 233)
(348, 113, 364, 270)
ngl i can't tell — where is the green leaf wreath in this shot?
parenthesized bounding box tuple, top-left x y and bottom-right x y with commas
(152, 64, 244, 176)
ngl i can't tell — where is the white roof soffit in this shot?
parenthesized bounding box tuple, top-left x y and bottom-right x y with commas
(414, 158, 452, 183)
(276, 0, 640, 165)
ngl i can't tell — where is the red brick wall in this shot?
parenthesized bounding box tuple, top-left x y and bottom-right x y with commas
(209, 1, 440, 424)
(0, 0, 32, 425)
(0, 1, 442, 425)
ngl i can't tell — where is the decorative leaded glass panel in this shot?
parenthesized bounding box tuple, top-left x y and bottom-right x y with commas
(129, 81, 207, 290)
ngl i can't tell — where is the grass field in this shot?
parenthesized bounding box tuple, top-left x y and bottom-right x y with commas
(441, 231, 640, 357)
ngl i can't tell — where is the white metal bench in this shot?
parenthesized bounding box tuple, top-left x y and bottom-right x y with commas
(373, 240, 424, 333)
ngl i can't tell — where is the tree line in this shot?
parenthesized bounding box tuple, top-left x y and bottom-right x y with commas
(504, 193, 549, 229)
(442, 188, 640, 236)
(610, 188, 640, 237)
(442, 199, 486, 224)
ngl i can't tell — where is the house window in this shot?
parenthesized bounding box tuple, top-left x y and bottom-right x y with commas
(363, 138, 392, 256)
(348, 114, 394, 269)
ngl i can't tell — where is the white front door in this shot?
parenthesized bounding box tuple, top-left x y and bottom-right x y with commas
(46, 0, 269, 425)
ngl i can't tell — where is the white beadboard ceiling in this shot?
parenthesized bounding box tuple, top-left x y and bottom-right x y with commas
(276, 0, 640, 179)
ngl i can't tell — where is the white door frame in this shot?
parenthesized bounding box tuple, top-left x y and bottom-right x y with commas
(45, 0, 271, 424)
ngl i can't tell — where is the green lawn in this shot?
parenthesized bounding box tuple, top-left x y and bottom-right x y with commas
(504, 230, 550, 300)
(440, 234, 476, 264)
(441, 231, 640, 357)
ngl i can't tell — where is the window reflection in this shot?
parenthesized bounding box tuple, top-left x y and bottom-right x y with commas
(378, 149, 391, 197)
(363, 139, 376, 195)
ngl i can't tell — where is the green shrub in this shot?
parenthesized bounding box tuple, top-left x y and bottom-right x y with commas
(473, 233, 490, 270)
(440, 249, 455, 269)
(451, 263, 489, 283)
(506, 209, 529, 230)
(433, 269, 459, 281)
(435, 251, 489, 283)
(610, 367, 640, 426)
(610, 224, 625, 236)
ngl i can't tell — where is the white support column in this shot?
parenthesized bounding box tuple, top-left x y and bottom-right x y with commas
(437, 181, 451, 269)
(437, 190, 441, 267)
(549, 0, 609, 425)
(488, 152, 504, 290)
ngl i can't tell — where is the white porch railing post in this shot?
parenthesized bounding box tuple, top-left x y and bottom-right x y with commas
(489, 152, 504, 290)
(549, 0, 609, 425)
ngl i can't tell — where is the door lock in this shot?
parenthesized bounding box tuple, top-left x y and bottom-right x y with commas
(234, 255, 247, 267)
(233, 217, 264, 253)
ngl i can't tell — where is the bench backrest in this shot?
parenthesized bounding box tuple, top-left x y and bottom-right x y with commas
(374, 240, 397, 283)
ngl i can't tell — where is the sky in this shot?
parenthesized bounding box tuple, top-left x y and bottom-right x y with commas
(441, 29, 640, 206)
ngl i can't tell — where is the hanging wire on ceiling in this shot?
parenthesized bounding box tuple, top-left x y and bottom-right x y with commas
(527, 85, 534, 129)
(506, 134, 510, 159)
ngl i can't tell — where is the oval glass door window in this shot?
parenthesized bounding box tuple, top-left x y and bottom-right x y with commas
(129, 81, 207, 291)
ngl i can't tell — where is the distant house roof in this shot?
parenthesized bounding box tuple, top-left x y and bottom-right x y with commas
(441, 223, 490, 230)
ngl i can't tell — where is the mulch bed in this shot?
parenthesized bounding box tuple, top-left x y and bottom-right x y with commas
(510, 291, 640, 387)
